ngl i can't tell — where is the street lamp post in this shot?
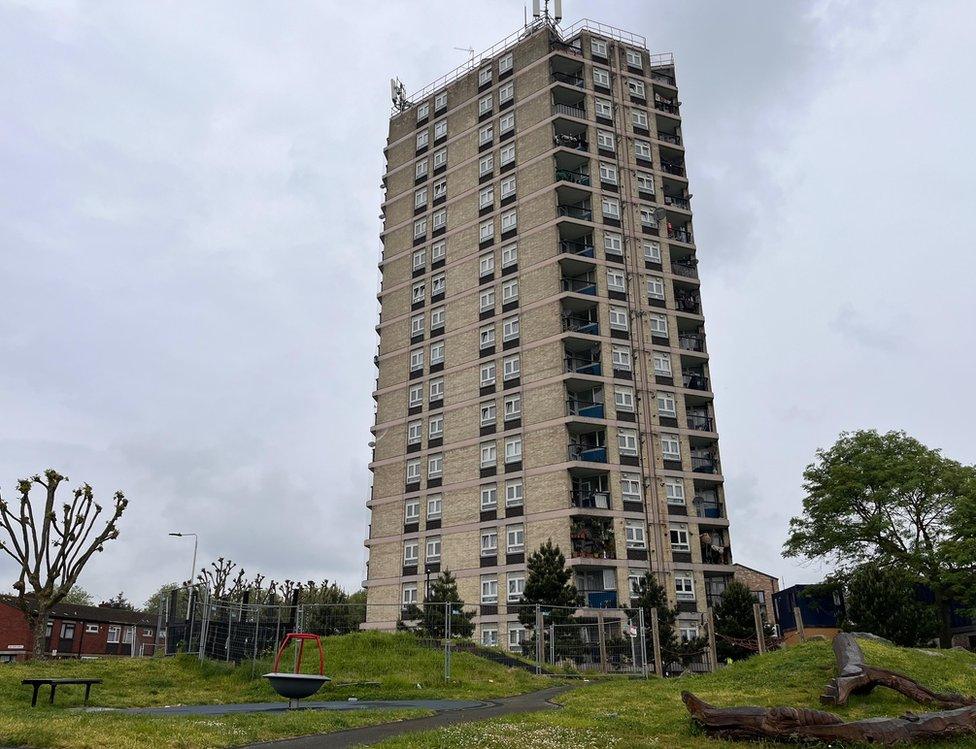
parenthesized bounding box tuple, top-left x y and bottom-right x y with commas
(169, 532, 199, 619)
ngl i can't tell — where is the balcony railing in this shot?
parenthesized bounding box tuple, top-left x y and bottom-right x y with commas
(669, 228, 694, 244)
(562, 314, 598, 334)
(554, 102, 586, 119)
(583, 591, 618, 608)
(554, 133, 588, 151)
(561, 277, 597, 295)
(654, 99, 679, 115)
(555, 168, 591, 186)
(683, 372, 709, 391)
(675, 292, 702, 314)
(672, 259, 698, 278)
(679, 333, 705, 352)
(701, 545, 732, 565)
(558, 204, 593, 220)
(692, 454, 719, 473)
(695, 501, 724, 519)
(559, 238, 595, 257)
(565, 356, 602, 376)
(652, 72, 676, 86)
(568, 443, 608, 463)
(567, 399, 605, 418)
(571, 490, 611, 509)
(664, 195, 691, 210)
(658, 132, 681, 146)
(687, 413, 714, 431)
(661, 161, 686, 177)
(552, 71, 585, 88)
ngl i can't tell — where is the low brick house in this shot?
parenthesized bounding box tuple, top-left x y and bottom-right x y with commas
(0, 597, 161, 661)
(732, 563, 781, 626)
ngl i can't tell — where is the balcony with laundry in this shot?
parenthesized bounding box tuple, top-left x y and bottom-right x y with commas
(674, 288, 702, 316)
(553, 116, 588, 153)
(667, 219, 694, 245)
(574, 567, 618, 608)
(653, 91, 680, 117)
(570, 516, 616, 561)
(570, 472, 611, 510)
(554, 149, 591, 187)
(700, 527, 732, 566)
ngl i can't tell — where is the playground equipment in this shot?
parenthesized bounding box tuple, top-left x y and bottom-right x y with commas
(263, 633, 331, 708)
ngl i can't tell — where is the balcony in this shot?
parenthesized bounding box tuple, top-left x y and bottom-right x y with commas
(554, 132, 588, 151)
(568, 442, 608, 463)
(678, 333, 705, 352)
(661, 160, 686, 177)
(687, 412, 714, 431)
(682, 369, 709, 391)
(658, 131, 681, 146)
(672, 258, 698, 278)
(555, 168, 591, 186)
(561, 273, 597, 296)
(567, 398, 605, 419)
(654, 96, 680, 115)
(552, 70, 585, 88)
(675, 290, 702, 314)
(558, 203, 593, 221)
(571, 489, 611, 509)
(584, 591, 618, 608)
(668, 226, 694, 244)
(565, 353, 601, 376)
(553, 102, 586, 119)
(691, 451, 720, 474)
(694, 492, 725, 519)
(701, 529, 731, 565)
(571, 517, 616, 560)
(664, 195, 691, 210)
(652, 71, 676, 86)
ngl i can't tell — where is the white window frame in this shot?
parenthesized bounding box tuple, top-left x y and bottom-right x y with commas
(480, 401, 496, 426)
(432, 148, 447, 168)
(504, 436, 522, 463)
(649, 313, 668, 337)
(427, 494, 443, 519)
(501, 278, 519, 304)
(481, 575, 498, 603)
(507, 574, 525, 602)
(416, 130, 429, 149)
(430, 240, 446, 261)
(408, 384, 423, 408)
(596, 130, 615, 150)
(499, 80, 514, 103)
(480, 325, 495, 349)
(480, 287, 495, 312)
(591, 37, 608, 57)
(481, 530, 498, 556)
(652, 351, 672, 376)
(657, 391, 677, 417)
(627, 78, 646, 98)
(621, 472, 642, 503)
(416, 102, 429, 121)
(506, 523, 525, 553)
(632, 109, 649, 128)
(434, 91, 447, 110)
(501, 243, 518, 267)
(499, 142, 515, 166)
(479, 220, 494, 242)
(665, 479, 685, 506)
(634, 140, 652, 160)
(481, 484, 498, 510)
(644, 240, 661, 263)
(500, 175, 516, 199)
(498, 52, 513, 73)
(480, 362, 496, 387)
(499, 111, 515, 133)
(604, 232, 623, 254)
(412, 248, 426, 270)
(409, 348, 424, 372)
(503, 354, 520, 380)
(415, 159, 428, 179)
(675, 572, 695, 600)
(432, 208, 446, 230)
(626, 48, 642, 67)
(500, 208, 517, 232)
(670, 524, 691, 552)
(618, 427, 639, 456)
(625, 520, 647, 549)
(432, 179, 447, 199)
(479, 94, 493, 114)
(502, 315, 519, 341)
(636, 172, 655, 194)
(647, 275, 665, 300)
(595, 98, 613, 119)
(662, 433, 681, 461)
(480, 441, 497, 468)
(479, 66, 492, 86)
(592, 66, 610, 88)
(602, 197, 620, 219)
(430, 306, 445, 329)
(407, 420, 422, 445)
(479, 123, 493, 145)
(410, 314, 424, 337)
(427, 452, 443, 478)
(404, 540, 419, 564)
(611, 345, 632, 371)
(428, 377, 444, 400)
(413, 217, 427, 239)
(479, 184, 494, 208)
(425, 535, 441, 561)
(599, 162, 618, 184)
(609, 305, 629, 331)
(505, 478, 524, 506)
(614, 385, 635, 412)
(414, 187, 427, 209)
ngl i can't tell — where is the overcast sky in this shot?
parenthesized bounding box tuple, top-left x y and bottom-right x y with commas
(2, 0, 974, 607)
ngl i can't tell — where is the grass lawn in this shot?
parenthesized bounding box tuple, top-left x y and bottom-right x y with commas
(374, 637, 976, 748)
(0, 631, 546, 748)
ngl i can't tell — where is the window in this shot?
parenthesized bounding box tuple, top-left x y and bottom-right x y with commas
(643, 240, 661, 263)
(661, 433, 681, 461)
(602, 197, 620, 219)
(480, 361, 496, 387)
(634, 140, 652, 160)
(636, 172, 655, 194)
(626, 48, 642, 67)
(409, 348, 424, 371)
(414, 187, 427, 209)
(499, 52, 513, 73)
(479, 219, 494, 242)
(504, 436, 522, 463)
(595, 98, 613, 119)
(433, 148, 447, 167)
(430, 239, 446, 261)
(409, 384, 423, 408)
(434, 91, 447, 110)
(670, 524, 690, 552)
(652, 351, 672, 376)
(482, 627, 498, 646)
(611, 344, 632, 371)
(481, 483, 498, 509)
(499, 80, 514, 103)
(433, 120, 447, 142)
(502, 315, 519, 341)
(481, 575, 498, 603)
(402, 583, 418, 605)
(427, 452, 443, 478)
(480, 325, 495, 349)
(614, 385, 635, 412)
(479, 185, 494, 208)
(432, 208, 446, 230)
(621, 472, 642, 503)
(609, 305, 629, 331)
(431, 273, 445, 295)
(500, 175, 516, 198)
(626, 520, 647, 549)
(500, 209, 517, 233)
(632, 109, 649, 128)
(479, 66, 492, 85)
(479, 94, 492, 114)
(501, 243, 518, 267)
(481, 529, 498, 555)
(599, 162, 618, 184)
(499, 111, 515, 133)
(478, 153, 495, 177)
(85, 623, 99, 634)
(480, 401, 496, 426)
(627, 78, 645, 98)
(640, 206, 658, 228)
(628, 569, 644, 597)
(680, 624, 700, 642)
(416, 130, 429, 149)
(412, 281, 425, 303)
(413, 217, 427, 239)
(647, 275, 665, 300)
(505, 478, 524, 506)
(406, 459, 421, 483)
(61, 622, 75, 639)
(597, 130, 615, 150)
(618, 427, 639, 456)
(481, 441, 497, 468)
(499, 142, 515, 166)
(504, 393, 522, 420)
(591, 37, 608, 57)
(415, 160, 428, 179)
(665, 479, 685, 506)
(121, 626, 133, 643)
(433, 178, 447, 199)
(479, 251, 495, 275)
(405, 499, 420, 521)
(592, 66, 610, 88)
(407, 419, 422, 445)
(480, 287, 495, 312)
(508, 625, 526, 649)
(507, 574, 525, 602)
(428, 414, 444, 439)
(604, 232, 623, 255)
(501, 278, 518, 304)
(410, 314, 423, 337)
(107, 625, 121, 643)
(503, 354, 520, 380)
(425, 535, 441, 561)
(506, 523, 524, 552)
(430, 307, 445, 330)
(417, 102, 429, 121)
(412, 248, 426, 271)
(675, 572, 695, 600)
(428, 377, 444, 401)
(657, 391, 677, 417)
(479, 123, 493, 145)
(404, 540, 419, 564)
(649, 313, 668, 337)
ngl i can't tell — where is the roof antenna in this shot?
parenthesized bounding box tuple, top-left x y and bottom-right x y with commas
(390, 77, 409, 112)
(532, 0, 563, 24)
(453, 46, 475, 63)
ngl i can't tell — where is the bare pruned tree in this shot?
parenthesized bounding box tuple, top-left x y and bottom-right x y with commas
(0, 470, 127, 657)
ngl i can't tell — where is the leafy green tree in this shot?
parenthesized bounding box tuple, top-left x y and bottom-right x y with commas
(99, 591, 134, 610)
(301, 579, 364, 635)
(142, 583, 183, 615)
(632, 573, 678, 654)
(421, 570, 474, 638)
(945, 494, 976, 616)
(62, 587, 95, 606)
(843, 563, 938, 646)
(784, 430, 976, 646)
(518, 540, 580, 629)
(714, 580, 763, 661)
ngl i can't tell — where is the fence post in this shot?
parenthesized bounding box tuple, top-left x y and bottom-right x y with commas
(154, 598, 165, 657)
(293, 605, 304, 672)
(548, 624, 554, 666)
(650, 607, 662, 677)
(637, 608, 649, 678)
(251, 605, 260, 677)
(534, 605, 543, 674)
(443, 601, 451, 682)
(706, 607, 718, 672)
(198, 589, 210, 661)
(793, 606, 806, 642)
(596, 610, 608, 673)
(753, 602, 766, 655)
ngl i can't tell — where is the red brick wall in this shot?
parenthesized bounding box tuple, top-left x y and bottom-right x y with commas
(0, 602, 32, 659)
(732, 565, 781, 624)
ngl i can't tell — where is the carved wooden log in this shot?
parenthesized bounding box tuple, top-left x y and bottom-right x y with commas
(683, 691, 976, 746)
(821, 633, 975, 708)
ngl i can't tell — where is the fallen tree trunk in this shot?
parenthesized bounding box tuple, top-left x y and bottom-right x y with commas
(821, 633, 975, 708)
(683, 692, 976, 746)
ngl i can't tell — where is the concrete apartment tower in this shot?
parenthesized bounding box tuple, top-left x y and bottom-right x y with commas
(365, 15, 733, 649)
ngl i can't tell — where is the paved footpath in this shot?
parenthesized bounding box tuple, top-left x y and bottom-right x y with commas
(243, 685, 570, 749)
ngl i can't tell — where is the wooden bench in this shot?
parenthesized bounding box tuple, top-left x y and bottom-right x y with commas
(22, 678, 102, 707)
